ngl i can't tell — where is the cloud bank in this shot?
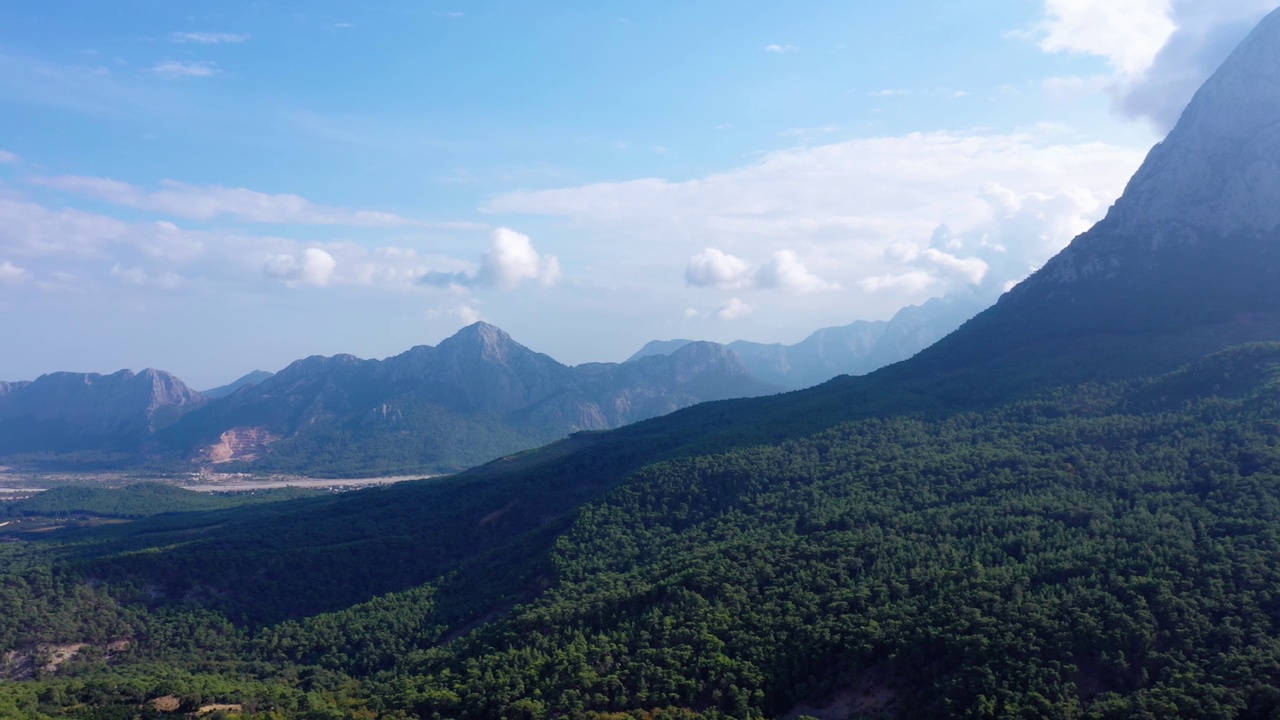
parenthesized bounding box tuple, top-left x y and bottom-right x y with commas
(489, 129, 1142, 304)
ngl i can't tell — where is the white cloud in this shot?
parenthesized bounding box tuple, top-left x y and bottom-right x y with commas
(479, 228, 561, 289)
(0, 261, 31, 285)
(1031, 0, 1280, 131)
(168, 32, 250, 44)
(32, 176, 419, 226)
(263, 248, 338, 287)
(0, 195, 490, 298)
(0, 150, 16, 163)
(685, 248, 751, 289)
(1033, 0, 1176, 76)
(780, 126, 839, 142)
(859, 271, 939, 295)
(0, 198, 122, 258)
(754, 250, 841, 293)
(715, 297, 753, 320)
(764, 44, 797, 53)
(487, 130, 1142, 303)
(686, 248, 839, 294)
(921, 249, 989, 284)
(150, 61, 220, 78)
(452, 304, 482, 324)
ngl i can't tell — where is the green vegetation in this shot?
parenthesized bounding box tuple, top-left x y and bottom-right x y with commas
(4, 482, 323, 519)
(1, 344, 1280, 717)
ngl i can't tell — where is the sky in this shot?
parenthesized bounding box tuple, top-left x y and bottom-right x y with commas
(1, 0, 1277, 388)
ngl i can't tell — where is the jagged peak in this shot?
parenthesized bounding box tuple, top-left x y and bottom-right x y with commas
(437, 321, 528, 363)
(446, 321, 514, 345)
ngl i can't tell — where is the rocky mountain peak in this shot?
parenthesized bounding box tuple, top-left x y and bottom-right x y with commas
(1029, 6, 1280, 293)
(438, 321, 521, 363)
(136, 368, 203, 412)
(1106, 6, 1280, 239)
(909, 8, 1280, 376)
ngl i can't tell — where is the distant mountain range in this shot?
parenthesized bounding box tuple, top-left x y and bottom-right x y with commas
(0, 323, 779, 475)
(0, 296, 994, 475)
(628, 292, 994, 389)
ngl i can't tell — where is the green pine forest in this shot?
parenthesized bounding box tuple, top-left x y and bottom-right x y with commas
(3, 342, 1280, 718)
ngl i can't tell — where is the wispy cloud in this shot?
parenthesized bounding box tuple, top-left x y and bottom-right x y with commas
(31, 176, 420, 227)
(763, 44, 798, 53)
(149, 61, 220, 79)
(714, 297, 753, 320)
(0, 260, 31, 285)
(0, 150, 16, 163)
(780, 125, 838, 141)
(168, 32, 250, 44)
(420, 228, 561, 291)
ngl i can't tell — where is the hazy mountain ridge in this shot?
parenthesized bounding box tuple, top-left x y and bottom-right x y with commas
(0, 368, 202, 457)
(200, 370, 275, 399)
(0, 323, 779, 475)
(630, 292, 994, 388)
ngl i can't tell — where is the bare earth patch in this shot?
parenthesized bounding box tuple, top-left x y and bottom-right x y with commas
(150, 695, 181, 712)
(198, 703, 243, 715)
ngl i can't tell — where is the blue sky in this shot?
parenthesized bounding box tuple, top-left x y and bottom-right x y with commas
(1, 0, 1276, 387)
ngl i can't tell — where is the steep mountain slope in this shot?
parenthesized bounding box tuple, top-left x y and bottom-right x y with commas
(630, 291, 994, 389)
(903, 9, 1280, 380)
(0, 368, 202, 458)
(158, 323, 779, 475)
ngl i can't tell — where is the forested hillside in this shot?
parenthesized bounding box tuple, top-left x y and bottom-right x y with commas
(2, 344, 1280, 718)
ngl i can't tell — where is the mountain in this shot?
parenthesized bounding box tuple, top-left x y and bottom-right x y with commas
(630, 291, 995, 388)
(0, 368, 202, 460)
(903, 10, 1280, 382)
(200, 370, 274, 399)
(7, 10, 1280, 720)
(155, 323, 779, 475)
